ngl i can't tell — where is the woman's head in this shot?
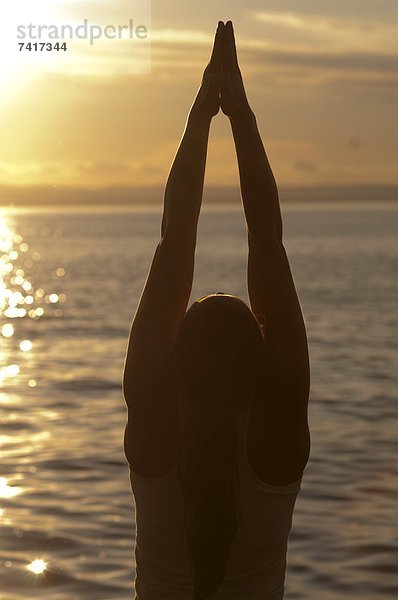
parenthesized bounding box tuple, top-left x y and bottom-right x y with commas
(170, 293, 266, 600)
(171, 292, 265, 413)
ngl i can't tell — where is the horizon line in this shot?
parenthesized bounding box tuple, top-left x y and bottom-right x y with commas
(1, 182, 398, 206)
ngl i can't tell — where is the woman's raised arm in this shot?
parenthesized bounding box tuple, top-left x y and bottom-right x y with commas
(122, 23, 224, 406)
(220, 22, 310, 428)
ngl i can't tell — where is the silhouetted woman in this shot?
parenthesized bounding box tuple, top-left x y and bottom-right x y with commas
(123, 21, 310, 600)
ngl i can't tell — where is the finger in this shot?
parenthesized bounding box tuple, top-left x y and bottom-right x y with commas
(209, 21, 224, 73)
(221, 23, 233, 72)
(225, 20, 239, 70)
(222, 21, 237, 73)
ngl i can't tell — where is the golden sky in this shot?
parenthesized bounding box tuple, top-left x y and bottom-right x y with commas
(0, 0, 397, 193)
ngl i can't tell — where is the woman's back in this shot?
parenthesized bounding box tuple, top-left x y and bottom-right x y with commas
(129, 402, 303, 600)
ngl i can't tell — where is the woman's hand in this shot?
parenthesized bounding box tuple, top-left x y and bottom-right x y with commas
(219, 21, 254, 121)
(189, 21, 224, 123)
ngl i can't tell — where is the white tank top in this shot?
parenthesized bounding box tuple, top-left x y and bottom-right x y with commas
(129, 403, 302, 600)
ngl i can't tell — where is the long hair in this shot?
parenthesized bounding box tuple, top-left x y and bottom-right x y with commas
(170, 294, 266, 600)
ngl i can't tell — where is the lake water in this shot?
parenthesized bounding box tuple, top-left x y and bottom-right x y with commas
(0, 202, 397, 599)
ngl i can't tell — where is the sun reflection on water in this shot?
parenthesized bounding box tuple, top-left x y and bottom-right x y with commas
(0, 477, 23, 499)
(19, 340, 33, 352)
(0, 212, 67, 387)
(27, 558, 47, 575)
(1, 323, 14, 337)
(0, 364, 20, 383)
(0, 213, 67, 575)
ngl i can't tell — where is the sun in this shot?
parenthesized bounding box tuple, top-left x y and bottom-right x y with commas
(0, 0, 69, 99)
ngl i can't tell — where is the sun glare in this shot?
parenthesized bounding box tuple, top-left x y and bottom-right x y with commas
(0, 1, 68, 99)
(0, 0, 151, 101)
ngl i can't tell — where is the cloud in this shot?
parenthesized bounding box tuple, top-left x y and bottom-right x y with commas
(0, 161, 64, 177)
(249, 9, 398, 84)
(253, 9, 398, 52)
(76, 160, 131, 174)
(7, 8, 398, 86)
(249, 0, 398, 22)
(148, 16, 398, 90)
(244, 48, 398, 76)
(294, 160, 319, 172)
